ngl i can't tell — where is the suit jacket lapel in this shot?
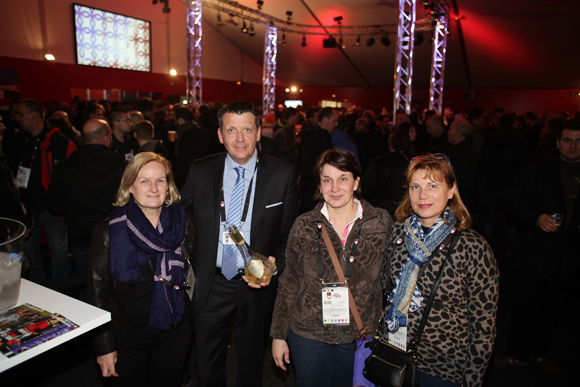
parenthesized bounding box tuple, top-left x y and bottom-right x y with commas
(251, 151, 268, 245)
(212, 153, 227, 247)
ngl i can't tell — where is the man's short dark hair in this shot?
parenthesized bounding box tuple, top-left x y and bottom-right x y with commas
(137, 97, 156, 114)
(86, 104, 102, 116)
(109, 108, 129, 124)
(283, 107, 298, 121)
(134, 120, 154, 141)
(388, 129, 411, 153)
(174, 106, 194, 122)
(559, 119, 580, 138)
(466, 108, 484, 123)
(492, 107, 506, 117)
(20, 99, 45, 119)
(218, 101, 260, 129)
(525, 111, 537, 121)
(318, 107, 334, 122)
(306, 108, 318, 120)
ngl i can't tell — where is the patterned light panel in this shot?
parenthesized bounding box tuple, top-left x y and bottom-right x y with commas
(74, 4, 151, 72)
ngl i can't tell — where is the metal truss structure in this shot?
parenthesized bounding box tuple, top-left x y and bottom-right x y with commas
(180, 0, 450, 113)
(262, 26, 277, 112)
(187, 1, 203, 107)
(428, 9, 448, 114)
(393, 0, 416, 118)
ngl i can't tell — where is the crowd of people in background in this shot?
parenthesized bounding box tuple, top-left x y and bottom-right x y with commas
(1, 95, 579, 383)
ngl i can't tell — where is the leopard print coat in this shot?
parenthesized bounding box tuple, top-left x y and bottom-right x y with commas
(380, 224, 499, 387)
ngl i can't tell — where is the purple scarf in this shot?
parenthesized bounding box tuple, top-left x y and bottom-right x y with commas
(109, 199, 187, 331)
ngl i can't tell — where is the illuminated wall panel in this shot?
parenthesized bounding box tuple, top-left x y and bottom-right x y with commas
(73, 3, 151, 72)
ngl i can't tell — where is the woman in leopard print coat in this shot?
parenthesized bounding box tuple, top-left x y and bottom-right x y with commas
(379, 155, 499, 387)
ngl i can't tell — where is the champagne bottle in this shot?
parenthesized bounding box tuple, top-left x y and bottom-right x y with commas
(228, 224, 273, 285)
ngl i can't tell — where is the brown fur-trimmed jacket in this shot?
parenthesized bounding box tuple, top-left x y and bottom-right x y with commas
(270, 200, 393, 344)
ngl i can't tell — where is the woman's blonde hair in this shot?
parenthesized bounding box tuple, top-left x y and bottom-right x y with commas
(394, 155, 472, 231)
(114, 152, 180, 207)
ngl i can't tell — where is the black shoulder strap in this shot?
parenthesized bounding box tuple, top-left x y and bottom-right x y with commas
(410, 230, 462, 349)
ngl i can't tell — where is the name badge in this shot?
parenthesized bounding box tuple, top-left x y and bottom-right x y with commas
(321, 284, 349, 325)
(387, 325, 408, 352)
(16, 166, 31, 189)
(223, 230, 243, 245)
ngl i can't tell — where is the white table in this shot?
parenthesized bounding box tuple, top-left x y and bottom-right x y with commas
(0, 279, 110, 372)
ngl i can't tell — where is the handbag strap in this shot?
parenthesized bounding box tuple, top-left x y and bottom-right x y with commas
(321, 224, 366, 336)
(410, 229, 461, 348)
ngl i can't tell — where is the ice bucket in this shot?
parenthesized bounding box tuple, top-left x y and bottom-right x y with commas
(0, 218, 26, 311)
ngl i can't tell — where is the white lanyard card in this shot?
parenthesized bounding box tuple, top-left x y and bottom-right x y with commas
(321, 283, 350, 325)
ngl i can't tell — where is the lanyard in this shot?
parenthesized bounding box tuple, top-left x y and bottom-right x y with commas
(219, 160, 258, 227)
(317, 222, 361, 283)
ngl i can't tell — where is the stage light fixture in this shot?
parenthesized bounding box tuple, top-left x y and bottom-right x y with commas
(334, 16, 343, 24)
(285, 88, 290, 92)
(291, 86, 297, 92)
(161, 0, 170, 13)
(241, 20, 248, 33)
(225, 14, 238, 26)
(366, 36, 375, 47)
(152, 0, 158, 4)
(380, 34, 391, 47)
(45, 54, 55, 61)
(301, 35, 307, 47)
(249, 23, 255, 37)
(286, 11, 292, 22)
(422, 0, 430, 9)
(281, 32, 286, 45)
(170, 69, 177, 76)
(354, 35, 361, 46)
(216, 13, 224, 28)
(257, 0, 263, 10)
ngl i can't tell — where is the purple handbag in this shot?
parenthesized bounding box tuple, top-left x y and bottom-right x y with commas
(353, 336, 377, 387)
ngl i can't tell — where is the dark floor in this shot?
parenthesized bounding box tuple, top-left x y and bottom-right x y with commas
(4, 251, 575, 386)
(1, 326, 575, 387)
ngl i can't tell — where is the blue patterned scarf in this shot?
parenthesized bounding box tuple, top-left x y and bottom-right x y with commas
(109, 199, 187, 331)
(386, 207, 456, 331)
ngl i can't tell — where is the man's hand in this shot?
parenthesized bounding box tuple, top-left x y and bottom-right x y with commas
(242, 256, 277, 288)
(537, 214, 558, 233)
(272, 339, 291, 371)
(97, 351, 119, 377)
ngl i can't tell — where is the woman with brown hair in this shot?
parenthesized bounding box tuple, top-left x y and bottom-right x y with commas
(271, 148, 393, 387)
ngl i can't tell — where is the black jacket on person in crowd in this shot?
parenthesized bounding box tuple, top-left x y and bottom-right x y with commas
(298, 126, 333, 211)
(507, 151, 580, 282)
(361, 151, 409, 218)
(174, 122, 211, 190)
(448, 139, 479, 213)
(47, 144, 127, 246)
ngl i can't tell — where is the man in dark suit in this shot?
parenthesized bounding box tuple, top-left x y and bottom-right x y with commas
(180, 101, 298, 387)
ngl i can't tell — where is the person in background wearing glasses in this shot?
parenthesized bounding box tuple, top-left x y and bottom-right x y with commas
(381, 154, 498, 387)
(109, 108, 138, 161)
(505, 119, 580, 374)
